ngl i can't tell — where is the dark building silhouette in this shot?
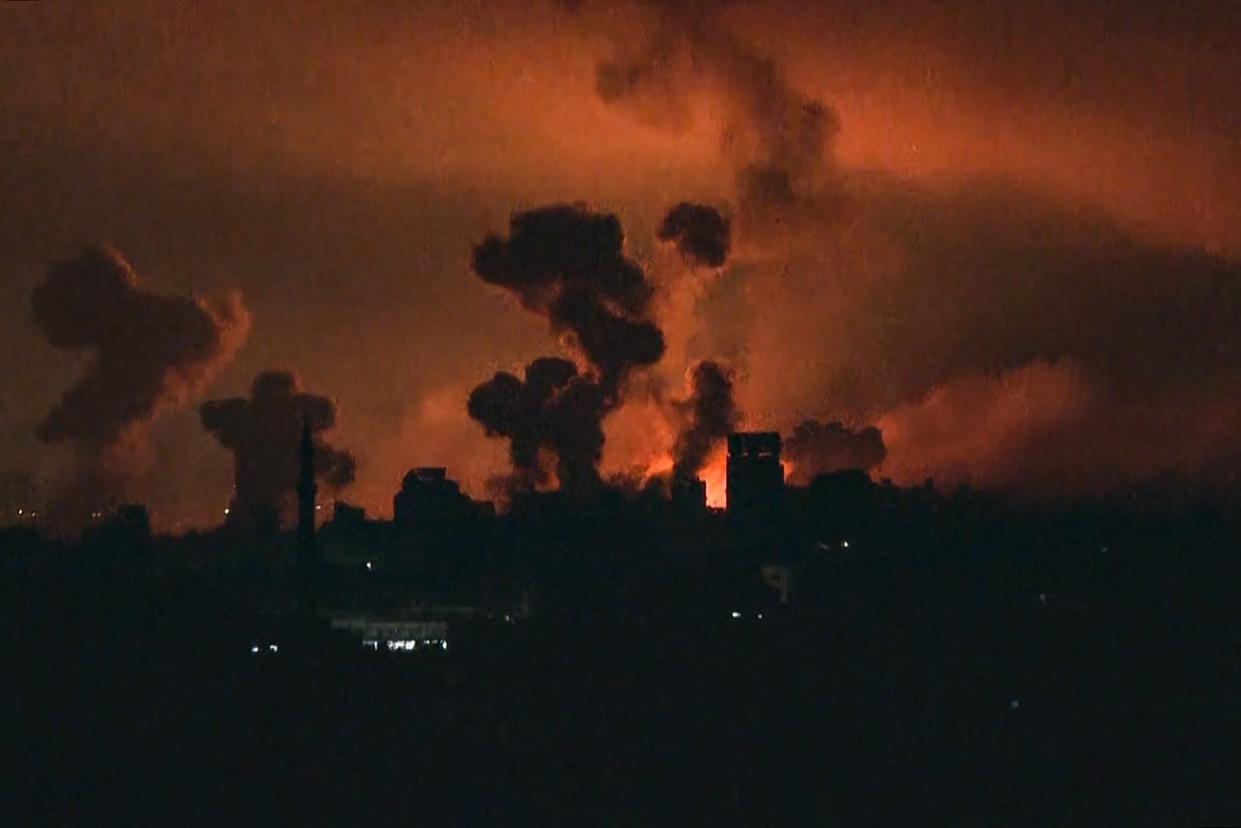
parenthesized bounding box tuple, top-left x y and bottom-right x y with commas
(508, 489, 571, 522)
(318, 500, 382, 568)
(83, 503, 152, 552)
(671, 476, 708, 513)
(726, 432, 784, 516)
(330, 501, 366, 529)
(394, 468, 486, 531)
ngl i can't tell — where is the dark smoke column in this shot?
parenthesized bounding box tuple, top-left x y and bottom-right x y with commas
(470, 204, 665, 397)
(655, 201, 738, 490)
(200, 371, 355, 529)
(30, 245, 249, 528)
(673, 360, 739, 482)
(468, 357, 608, 495)
(466, 204, 666, 496)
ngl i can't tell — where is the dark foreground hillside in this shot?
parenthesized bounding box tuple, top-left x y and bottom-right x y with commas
(6, 535, 1241, 826)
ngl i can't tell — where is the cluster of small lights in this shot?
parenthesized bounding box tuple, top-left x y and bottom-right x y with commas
(249, 644, 279, 654)
(362, 639, 448, 652)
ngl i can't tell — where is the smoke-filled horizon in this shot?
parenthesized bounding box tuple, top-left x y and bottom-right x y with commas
(4, 0, 1241, 529)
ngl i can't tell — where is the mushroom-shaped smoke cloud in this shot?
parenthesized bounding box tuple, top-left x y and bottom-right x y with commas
(471, 204, 665, 394)
(31, 246, 249, 527)
(468, 356, 608, 495)
(200, 370, 355, 527)
(468, 205, 667, 495)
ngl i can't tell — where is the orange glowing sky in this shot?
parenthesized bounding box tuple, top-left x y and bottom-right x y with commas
(3, 1, 1240, 527)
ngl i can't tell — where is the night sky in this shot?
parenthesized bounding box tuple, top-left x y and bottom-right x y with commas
(3, 0, 1240, 530)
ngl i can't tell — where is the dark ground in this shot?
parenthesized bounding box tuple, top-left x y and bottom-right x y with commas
(5, 537, 1241, 827)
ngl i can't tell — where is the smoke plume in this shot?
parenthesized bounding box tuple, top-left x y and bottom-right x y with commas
(657, 202, 731, 267)
(468, 356, 608, 494)
(468, 205, 668, 495)
(585, 1, 849, 241)
(200, 370, 355, 526)
(784, 419, 886, 485)
(30, 246, 249, 525)
(471, 204, 665, 393)
(672, 360, 738, 481)
(575, 2, 1241, 503)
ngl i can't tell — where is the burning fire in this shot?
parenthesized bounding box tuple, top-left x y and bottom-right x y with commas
(702, 448, 727, 508)
(639, 445, 793, 511)
(634, 446, 728, 508)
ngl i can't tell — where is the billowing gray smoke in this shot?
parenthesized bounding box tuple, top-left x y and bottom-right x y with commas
(31, 246, 249, 526)
(672, 359, 738, 481)
(657, 202, 731, 267)
(587, 0, 848, 237)
(784, 419, 886, 485)
(468, 204, 666, 494)
(200, 370, 355, 527)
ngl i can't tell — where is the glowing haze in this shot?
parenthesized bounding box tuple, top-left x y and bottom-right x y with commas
(3, 0, 1241, 528)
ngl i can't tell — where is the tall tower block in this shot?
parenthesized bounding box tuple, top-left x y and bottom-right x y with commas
(726, 432, 784, 516)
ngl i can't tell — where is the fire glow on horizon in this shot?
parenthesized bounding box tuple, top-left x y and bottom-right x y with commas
(6, 2, 1241, 531)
